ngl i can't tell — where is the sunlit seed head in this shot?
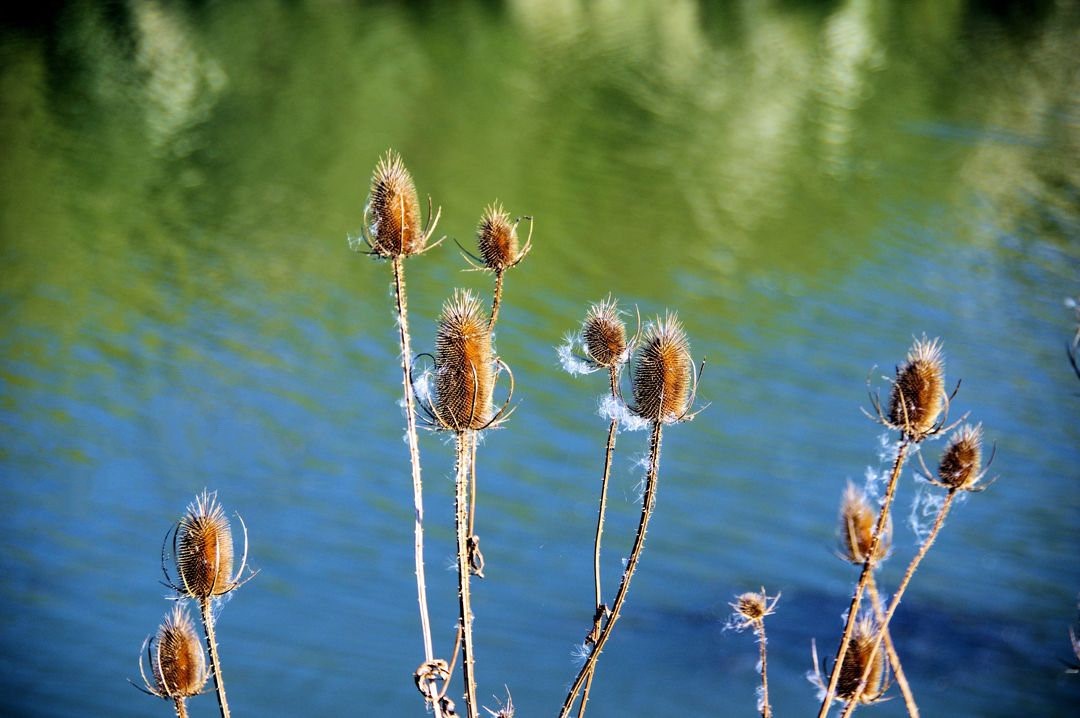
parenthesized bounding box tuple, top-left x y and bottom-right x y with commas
(888, 337, 945, 440)
(938, 424, 983, 490)
(630, 313, 693, 423)
(151, 604, 208, 698)
(435, 289, 494, 431)
(836, 615, 886, 703)
(582, 297, 627, 369)
(367, 150, 424, 258)
(176, 491, 235, 599)
(476, 202, 520, 272)
(838, 482, 890, 566)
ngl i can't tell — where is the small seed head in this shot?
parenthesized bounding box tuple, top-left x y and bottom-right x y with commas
(176, 491, 235, 599)
(630, 313, 694, 424)
(582, 298, 627, 369)
(888, 337, 945, 440)
(149, 604, 208, 698)
(476, 203, 521, 272)
(367, 150, 424, 258)
(938, 424, 983, 490)
(435, 289, 494, 431)
(836, 615, 887, 703)
(838, 482, 890, 566)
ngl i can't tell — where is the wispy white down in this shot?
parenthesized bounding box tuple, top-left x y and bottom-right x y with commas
(598, 394, 649, 432)
(570, 641, 593, 667)
(908, 479, 946, 545)
(556, 332, 599, 376)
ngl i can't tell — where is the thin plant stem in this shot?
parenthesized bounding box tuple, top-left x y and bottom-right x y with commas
(840, 490, 957, 717)
(577, 670, 596, 718)
(757, 619, 772, 718)
(391, 256, 441, 714)
(199, 597, 230, 718)
(467, 432, 478, 542)
(455, 432, 480, 718)
(560, 420, 664, 718)
(488, 270, 505, 332)
(866, 575, 919, 717)
(818, 438, 911, 718)
(173, 698, 188, 718)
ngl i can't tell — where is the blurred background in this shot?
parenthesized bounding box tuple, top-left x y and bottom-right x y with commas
(1, 1, 1078, 715)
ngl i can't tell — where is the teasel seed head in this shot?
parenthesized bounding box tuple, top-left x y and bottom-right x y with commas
(836, 614, 888, 704)
(366, 150, 424, 258)
(582, 297, 628, 370)
(728, 587, 779, 632)
(175, 491, 238, 599)
(630, 312, 695, 424)
(476, 202, 524, 272)
(888, 337, 946, 441)
(938, 424, 984, 491)
(141, 604, 209, 699)
(435, 289, 495, 431)
(838, 482, 890, 566)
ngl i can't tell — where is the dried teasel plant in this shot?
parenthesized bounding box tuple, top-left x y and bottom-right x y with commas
(134, 604, 209, 718)
(561, 312, 703, 718)
(812, 614, 891, 708)
(349, 150, 448, 716)
(162, 491, 254, 718)
(458, 202, 533, 330)
(838, 482, 891, 567)
(727, 588, 781, 718)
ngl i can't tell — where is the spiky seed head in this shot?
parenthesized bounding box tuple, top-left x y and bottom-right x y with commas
(582, 298, 627, 369)
(176, 491, 235, 599)
(435, 289, 494, 431)
(838, 482, 890, 566)
(631, 313, 694, 424)
(735, 591, 768, 622)
(151, 604, 208, 698)
(938, 424, 983, 490)
(367, 150, 424, 258)
(888, 337, 946, 440)
(476, 203, 521, 272)
(836, 615, 887, 703)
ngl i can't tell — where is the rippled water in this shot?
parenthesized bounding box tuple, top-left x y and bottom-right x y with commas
(2, 1, 1079, 716)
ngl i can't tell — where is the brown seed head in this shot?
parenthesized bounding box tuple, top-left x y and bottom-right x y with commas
(176, 491, 235, 599)
(838, 482, 890, 566)
(631, 313, 694, 424)
(938, 424, 983, 490)
(836, 615, 887, 703)
(366, 150, 424, 258)
(582, 298, 627, 369)
(476, 202, 521, 272)
(435, 289, 494, 431)
(735, 591, 768, 622)
(151, 604, 208, 698)
(888, 337, 946, 440)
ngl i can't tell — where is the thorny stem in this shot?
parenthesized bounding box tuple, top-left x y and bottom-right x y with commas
(199, 597, 230, 718)
(391, 256, 442, 716)
(173, 697, 188, 718)
(456, 432, 480, 718)
(561, 420, 664, 718)
(757, 619, 772, 718)
(489, 270, 505, 332)
(818, 438, 911, 718)
(866, 576, 919, 717)
(840, 490, 957, 717)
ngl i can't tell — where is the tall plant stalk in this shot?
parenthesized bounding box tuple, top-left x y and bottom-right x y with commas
(561, 420, 664, 717)
(198, 598, 230, 718)
(455, 432, 480, 718)
(865, 577, 919, 717)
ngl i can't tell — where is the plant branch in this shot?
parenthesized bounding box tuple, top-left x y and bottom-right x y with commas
(455, 431, 480, 718)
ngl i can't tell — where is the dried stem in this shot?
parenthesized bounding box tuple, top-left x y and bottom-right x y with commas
(489, 270, 506, 332)
(391, 257, 442, 714)
(758, 619, 772, 718)
(455, 432, 480, 718)
(818, 438, 910, 717)
(198, 597, 230, 718)
(561, 420, 664, 718)
(173, 698, 188, 718)
(866, 575, 919, 717)
(840, 490, 957, 716)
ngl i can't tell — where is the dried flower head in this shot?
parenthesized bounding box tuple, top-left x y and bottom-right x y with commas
(838, 482, 890, 566)
(727, 587, 780, 632)
(365, 151, 426, 258)
(582, 297, 628, 370)
(630, 313, 695, 424)
(476, 203, 528, 272)
(836, 615, 888, 704)
(165, 491, 251, 600)
(887, 337, 946, 441)
(434, 289, 495, 431)
(937, 424, 985, 491)
(138, 604, 209, 699)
